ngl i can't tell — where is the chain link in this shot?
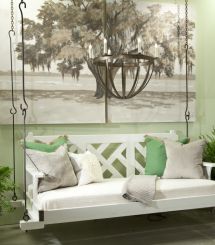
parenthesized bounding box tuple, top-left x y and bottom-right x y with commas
(11, 0, 14, 31)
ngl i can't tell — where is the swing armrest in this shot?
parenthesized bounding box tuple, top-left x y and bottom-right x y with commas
(203, 162, 215, 180)
(26, 164, 45, 179)
(26, 164, 45, 201)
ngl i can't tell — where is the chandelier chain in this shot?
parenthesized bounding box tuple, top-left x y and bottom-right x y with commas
(185, 0, 189, 50)
(177, 3, 180, 38)
(10, 0, 14, 32)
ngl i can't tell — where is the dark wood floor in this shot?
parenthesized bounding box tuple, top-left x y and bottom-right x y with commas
(1, 209, 215, 245)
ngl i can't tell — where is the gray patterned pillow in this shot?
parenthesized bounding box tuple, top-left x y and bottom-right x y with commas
(162, 139, 205, 179)
(27, 146, 78, 192)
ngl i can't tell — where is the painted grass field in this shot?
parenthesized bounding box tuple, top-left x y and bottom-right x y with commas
(0, 75, 195, 124)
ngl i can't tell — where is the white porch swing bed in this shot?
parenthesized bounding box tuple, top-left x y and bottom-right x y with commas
(20, 132, 215, 231)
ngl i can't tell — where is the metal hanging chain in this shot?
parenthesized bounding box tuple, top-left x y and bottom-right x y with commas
(9, 0, 17, 202)
(103, 0, 107, 39)
(19, 0, 30, 222)
(184, 0, 190, 137)
(177, 1, 181, 56)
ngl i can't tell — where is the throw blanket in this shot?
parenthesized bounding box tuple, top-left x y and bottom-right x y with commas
(122, 175, 157, 205)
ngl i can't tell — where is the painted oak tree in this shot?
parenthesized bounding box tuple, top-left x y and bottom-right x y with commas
(16, 0, 195, 98)
(139, 4, 195, 78)
(46, 0, 144, 98)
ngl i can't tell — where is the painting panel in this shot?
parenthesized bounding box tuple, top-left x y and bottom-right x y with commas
(108, 1, 196, 122)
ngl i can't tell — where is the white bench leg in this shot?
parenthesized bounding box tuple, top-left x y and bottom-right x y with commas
(20, 220, 45, 231)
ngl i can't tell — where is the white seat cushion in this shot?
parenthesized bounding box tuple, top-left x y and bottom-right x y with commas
(37, 178, 215, 211)
(37, 178, 128, 210)
(155, 179, 215, 199)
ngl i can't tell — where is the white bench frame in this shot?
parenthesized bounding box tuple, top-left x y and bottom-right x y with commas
(20, 131, 215, 231)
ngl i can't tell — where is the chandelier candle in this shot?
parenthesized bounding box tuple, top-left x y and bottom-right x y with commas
(107, 48, 111, 55)
(88, 44, 93, 58)
(104, 38, 107, 54)
(137, 37, 142, 53)
(154, 43, 158, 57)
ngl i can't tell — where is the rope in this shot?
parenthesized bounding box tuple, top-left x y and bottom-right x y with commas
(19, 0, 30, 222)
(184, 0, 190, 137)
(9, 0, 17, 202)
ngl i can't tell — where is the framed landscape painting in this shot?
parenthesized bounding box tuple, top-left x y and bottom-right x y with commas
(0, 0, 196, 124)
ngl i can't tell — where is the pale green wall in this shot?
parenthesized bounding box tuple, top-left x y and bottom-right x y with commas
(0, 0, 215, 225)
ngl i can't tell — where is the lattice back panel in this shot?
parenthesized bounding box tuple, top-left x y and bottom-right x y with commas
(28, 132, 178, 178)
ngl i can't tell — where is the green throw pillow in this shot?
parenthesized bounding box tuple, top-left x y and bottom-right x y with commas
(144, 136, 166, 177)
(25, 135, 68, 153)
(144, 136, 189, 177)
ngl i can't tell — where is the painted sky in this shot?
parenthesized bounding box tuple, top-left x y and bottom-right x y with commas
(0, 0, 43, 71)
(0, 0, 195, 73)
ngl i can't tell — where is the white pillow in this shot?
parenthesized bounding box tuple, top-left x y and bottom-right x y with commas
(162, 139, 205, 179)
(27, 146, 78, 192)
(68, 151, 103, 186)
